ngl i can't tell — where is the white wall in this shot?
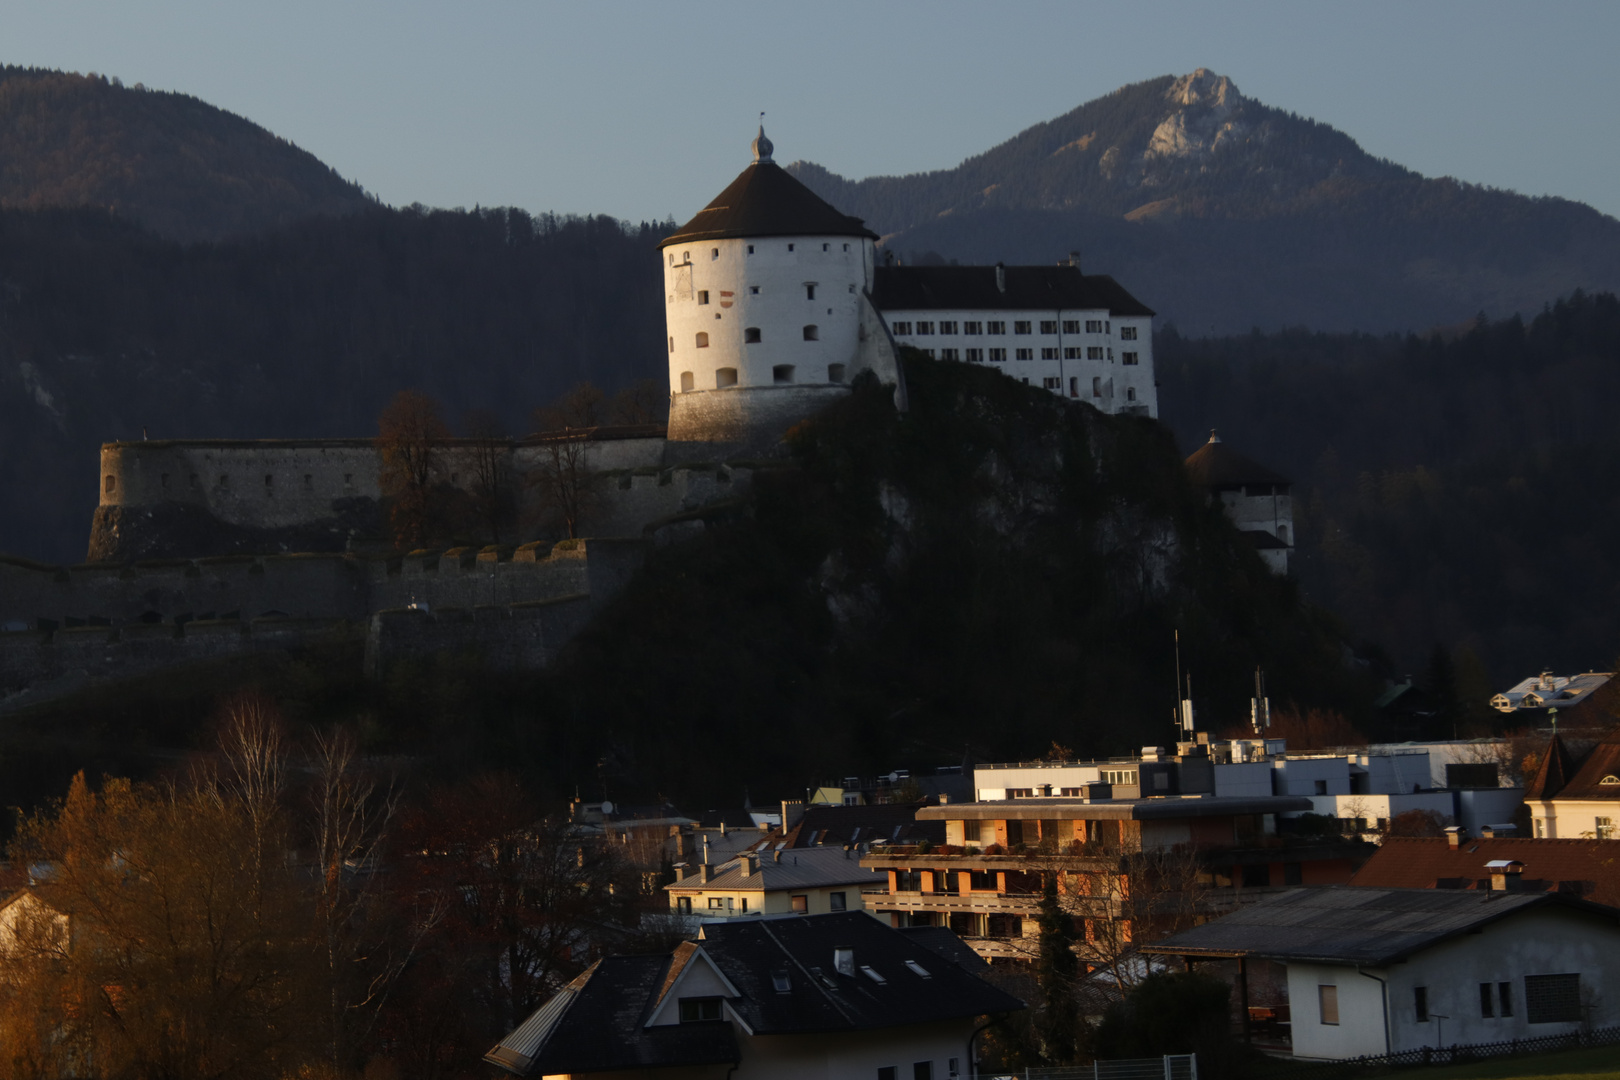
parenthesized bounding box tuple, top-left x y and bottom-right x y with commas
(1213, 761, 1274, 797)
(738, 1018, 975, 1080)
(884, 309, 1156, 418)
(1288, 905, 1620, 1059)
(664, 236, 875, 395)
(1533, 798, 1620, 840)
(1273, 758, 1353, 796)
(973, 763, 1100, 798)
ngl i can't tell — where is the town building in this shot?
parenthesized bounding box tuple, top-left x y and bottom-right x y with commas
(764, 802, 945, 851)
(1349, 832, 1620, 905)
(1183, 430, 1293, 574)
(1146, 886, 1620, 1060)
(1491, 671, 1613, 715)
(874, 262, 1157, 416)
(485, 911, 1024, 1079)
(1524, 729, 1620, 840)
(665, 848, 885, 924)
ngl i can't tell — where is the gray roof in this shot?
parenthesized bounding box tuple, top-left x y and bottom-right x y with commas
(662, 160, 878, 246)
(1142, 886, 1619, 967)
(667, 847, 885, 893)
(917, 795, 1313, 821)
(872, 264, 1154, 317)
(487, 913, 1023, 1075)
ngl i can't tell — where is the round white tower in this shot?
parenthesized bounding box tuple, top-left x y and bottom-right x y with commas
(661, 127, 890, 455)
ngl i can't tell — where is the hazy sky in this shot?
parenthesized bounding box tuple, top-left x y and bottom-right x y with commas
(6, 0, 1618, 222)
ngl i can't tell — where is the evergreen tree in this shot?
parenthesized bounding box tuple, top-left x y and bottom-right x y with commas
(1035, 872, 1080, 1064)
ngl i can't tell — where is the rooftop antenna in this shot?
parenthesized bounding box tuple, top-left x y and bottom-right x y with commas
(1172, 630, 1183, 740)
(1251, 666, 1271, 735)
(1173, 631, 1195, 738)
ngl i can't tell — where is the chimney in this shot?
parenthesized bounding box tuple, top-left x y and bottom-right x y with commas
(1487, 860, 1524, 892)
(741, 854, 759, 879)
(780, 799, 806, 830)
(772, 849, 782, 863)
(1445, 826, 1467, 848)
(939, 793, 949, 804)
(994, 263, 1006, 294)
(1480, 825, 1495, 839)
(701, 864, 716, 883)
(1069, 250, 1081, 271)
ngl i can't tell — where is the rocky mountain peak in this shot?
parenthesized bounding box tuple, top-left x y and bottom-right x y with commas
(1165, 68, 1242, 111)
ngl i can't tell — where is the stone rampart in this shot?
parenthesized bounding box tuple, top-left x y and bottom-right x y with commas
(664, 385, 846, 460)
(0, 538, 647, 713)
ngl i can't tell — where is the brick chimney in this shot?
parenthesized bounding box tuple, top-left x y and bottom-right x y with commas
(1445, 826, 1467, 849)
(701, 864, 716, 883)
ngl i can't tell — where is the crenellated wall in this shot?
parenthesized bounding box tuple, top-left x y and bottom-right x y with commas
(0, 538, 648, 713)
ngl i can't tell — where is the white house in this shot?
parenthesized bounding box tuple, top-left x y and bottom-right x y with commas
(1183, 431, 1294, 575)
(1146, 886, 1620, 1060)
(486, 911, 1024, 1079)
(665, 847, 886, 924)
(1491, 671, 1613, 715)
(1525, 729, 1620, 840)
(872, 261, 1157, 416)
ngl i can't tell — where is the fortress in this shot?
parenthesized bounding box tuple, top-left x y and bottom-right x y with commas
(1, 128, 1163, 712)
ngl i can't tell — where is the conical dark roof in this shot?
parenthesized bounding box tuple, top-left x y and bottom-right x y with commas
(1525, 733, 1578, 800)
(661, 160, 878, 247)
(1184, 431, 1291, 489)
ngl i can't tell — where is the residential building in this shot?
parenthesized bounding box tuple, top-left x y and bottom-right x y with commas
(485, 911, 1024, 1079)
(765, 802, 945, 851)
(1183, 431, 1293, 574)
(1492, 671, 1613, 715)
(1349, 832, 1620, 905)
(666, 848, 885, 923)
(1525, 729, 1620, 840)
(873, 262, 1157, 416)
(1146, 886, 1620, 1060)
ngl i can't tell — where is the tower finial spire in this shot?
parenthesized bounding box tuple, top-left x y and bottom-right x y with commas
(752, 113, 773, 163)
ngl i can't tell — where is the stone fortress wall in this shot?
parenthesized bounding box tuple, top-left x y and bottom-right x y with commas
(0, 539, 648, 715)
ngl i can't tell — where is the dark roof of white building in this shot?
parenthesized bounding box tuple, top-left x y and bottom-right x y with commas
(1183, 431, 1292, 489)
(662, 160, 878, 246)
(1143, 885, 1620, 967)
(487, 913, 1023, 1075)
(916, 795, 1313, 821)
(871, 264, 1154, 317)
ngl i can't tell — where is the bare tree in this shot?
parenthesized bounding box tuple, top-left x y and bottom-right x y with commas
(378, 389, 452, 549)
(463, 408, 515, 543)
(610, 378, 669, 426)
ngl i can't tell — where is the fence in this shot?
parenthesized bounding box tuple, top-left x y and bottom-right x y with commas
(989, 1054, 1197, 1080)
(1258, 1024, 1620, 1080)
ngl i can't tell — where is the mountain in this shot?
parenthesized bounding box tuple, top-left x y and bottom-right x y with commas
(789, 70, 1620, 334)
(0, 66, 371, 242)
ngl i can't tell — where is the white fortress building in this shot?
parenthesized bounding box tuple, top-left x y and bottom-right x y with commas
(661, 127, 1159, 453)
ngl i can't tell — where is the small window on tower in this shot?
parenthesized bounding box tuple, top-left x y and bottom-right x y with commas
(695, 332, 709, 348)
(822, 243, 829, 251)
(711, 248, 719, 259)
(803, 325, 819, 341)
(773, 365, 795, 384)
(748, 244, 755, 254)
(716, 368, 738, 388)
(806, 284, 816, 300)
(1126, 387, 1137, 402)
(843, 243, 850, 251)
(828, 364, 846, 383)
(104, 475, 116, 494)
(745, 327, 762, 344)
(668, 336, 674, 353)
(698, 291, 709, 305)
(680, 371, 694, 393)
(787, 243, 795, 252)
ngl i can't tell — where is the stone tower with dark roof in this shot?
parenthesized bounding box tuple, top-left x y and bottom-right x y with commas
(660, 128, 902, 458)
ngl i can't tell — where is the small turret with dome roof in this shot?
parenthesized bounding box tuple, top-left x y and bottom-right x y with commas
(660, 127, 898, 456)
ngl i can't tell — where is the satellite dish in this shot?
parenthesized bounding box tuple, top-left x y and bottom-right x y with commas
(599, 800, 614, 815)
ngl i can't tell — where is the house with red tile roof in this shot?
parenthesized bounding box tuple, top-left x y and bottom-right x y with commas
(1349, 834, 1620, 905)
(1524, 729, 1620, 840)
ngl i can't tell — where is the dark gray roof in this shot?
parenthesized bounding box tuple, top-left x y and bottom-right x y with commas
(872, 265, 1154, 317)
(485, 956, 739, 1075)
(1184, 434, 1291, 489)
(698, 912, 1024, 1033)
(488, 913, 1022, 1075)
(781, 803, 944, 848)
(899, 925, 993, 974)
(916, 795, 1313, 821)
(1142, 886, 1620, 967)
(662, 162, 878, 246)
(665, 847, 884, 893)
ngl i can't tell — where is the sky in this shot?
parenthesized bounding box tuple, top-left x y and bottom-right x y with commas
(4, 0, 1618, 222)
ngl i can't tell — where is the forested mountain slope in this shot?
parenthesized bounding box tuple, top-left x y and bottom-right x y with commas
(0, 206, 667, 561)
(1157, 291, 1620, 687)
(790, 71, 1620, 334)
(0, 67, 370, 241)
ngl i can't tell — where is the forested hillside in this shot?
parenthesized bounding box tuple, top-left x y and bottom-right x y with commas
(0, 67, 370, 241)
(790, 71, 1620, 334)
(0, 206, 668, 561)
(1157, 291, 1620, 686)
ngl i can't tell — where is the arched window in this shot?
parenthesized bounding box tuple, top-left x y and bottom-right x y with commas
(1277, 524, 1290, 544)
(1126, 387, 1137, 401)
(744, 327, 762, 344)
(716, 368, 738, 388)
(828, 364, 846, 383)
(695, 332, 709, 348)
(773, 365, 795, 384)
(803, 325, 819, 341)
(680, 371, 694, 393)
(1601, 775, 1620, 785)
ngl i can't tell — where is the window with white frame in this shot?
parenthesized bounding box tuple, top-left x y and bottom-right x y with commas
(938, 320, 958, 334)
(986, 321, 1006, 334)
(965, 348, 984, 362)
(915, 321, 934, 335)
(940, 348, 960, 360)
(891, 321, 912, 335)
(988, 348, 1007, 362)
(1039, 320, 1058, 334)
(1123, 352, 1139, 365)
(1064, 347, 1082, 360)
(1319, 985, 1339, 1025)
(1087, 346, 1104, 360)
(1015, 348, 1033, 360)
(1013, 320, 1032, 334)
(1041, 347, 1059, 360)
(1063, 319, 1081, 334)
(963, 321, 982, 334)
(1085, 319, 1103, 333)
(1120, 325, 1138, 340)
